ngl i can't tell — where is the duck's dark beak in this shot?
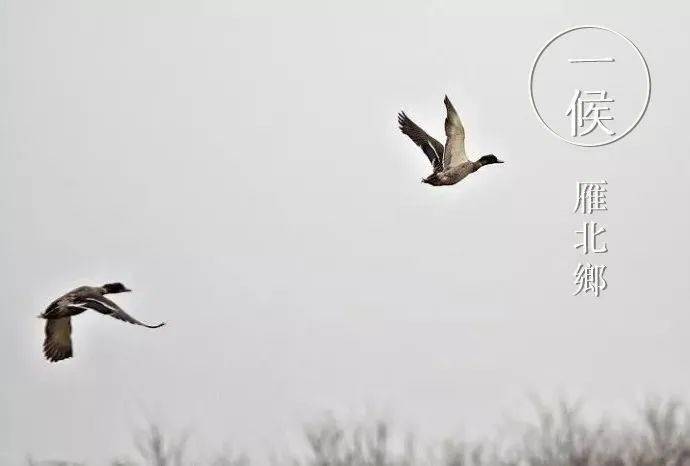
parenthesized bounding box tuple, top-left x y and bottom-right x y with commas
(497, 160, 505, 164)
(123, 288, 132, 292)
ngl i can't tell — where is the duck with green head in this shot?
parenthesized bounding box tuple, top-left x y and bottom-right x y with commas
(398, 95, 504, 186)
(39, 282, 165, 362)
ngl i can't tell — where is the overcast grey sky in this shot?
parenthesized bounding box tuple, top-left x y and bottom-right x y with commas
(1, 0, 689, 464)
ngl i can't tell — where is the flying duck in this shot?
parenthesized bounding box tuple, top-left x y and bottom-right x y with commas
(398, 95, 504, 186)
(39, 283, 165, 362)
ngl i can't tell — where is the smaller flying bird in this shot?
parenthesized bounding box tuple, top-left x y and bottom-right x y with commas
(39, 283, 165, 362)
(398, 95, 504, 186)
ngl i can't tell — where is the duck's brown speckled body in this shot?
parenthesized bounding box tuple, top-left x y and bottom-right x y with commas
(39, 283, 165, 362)
(398, 95, 503, 186)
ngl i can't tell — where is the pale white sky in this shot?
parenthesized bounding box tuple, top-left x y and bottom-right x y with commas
(1, 0, 689, 464)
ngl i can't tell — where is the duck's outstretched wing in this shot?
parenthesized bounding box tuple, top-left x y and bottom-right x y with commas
(398, 111, 444, 172)
(44, 317, 73, 362)
(442, 96, 468, 168)
(77, 295, 166, 329)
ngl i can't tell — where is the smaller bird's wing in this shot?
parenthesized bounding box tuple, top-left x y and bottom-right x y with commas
(44, 317, 73, 362)
(398, 111, 444, 172)
(442, 96, 468, 168)
(77, 295, 165, 329)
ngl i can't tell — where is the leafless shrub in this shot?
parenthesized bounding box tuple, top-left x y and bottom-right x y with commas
(300, 416, 416, 466)
(134, 424, 189, 466)
(28, 398, 690, 466)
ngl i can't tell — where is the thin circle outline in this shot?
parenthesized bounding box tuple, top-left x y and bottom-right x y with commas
(528, 25, 651, 147)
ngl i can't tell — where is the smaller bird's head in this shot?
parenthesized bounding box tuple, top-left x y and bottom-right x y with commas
(102, 282, 131, 294)
(477, 154, 504, 166)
